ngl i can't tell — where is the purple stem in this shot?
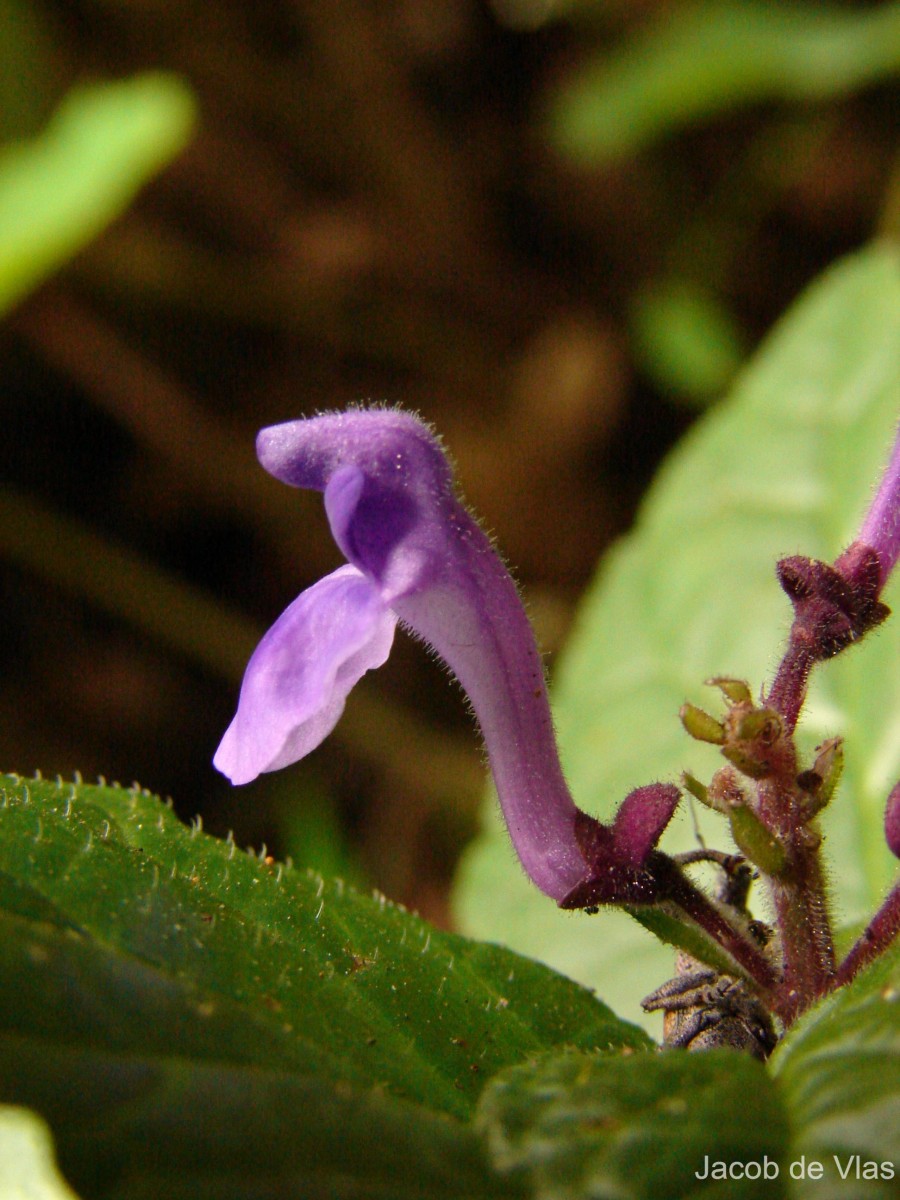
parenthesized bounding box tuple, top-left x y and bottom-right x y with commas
(835, 881, 900, 988)
(765, 644, 814, 736)
(649, 854, 779, 998)
(755, 426, 900, 1017)
(763, 854, 835, 1022)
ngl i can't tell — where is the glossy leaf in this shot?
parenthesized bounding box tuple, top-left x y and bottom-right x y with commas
(456, 245, 900, 1027)
(476, 1047, 788, 1199)
(0, 773, 647, 1128)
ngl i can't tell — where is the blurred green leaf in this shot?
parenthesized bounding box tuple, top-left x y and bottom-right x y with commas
(476, 1048, 788, 1199)
(773, 939, 900, 1197)
(550, 1, 900, 162)
(1, 1040, 517, 1200)
(274, 771, 367, 886)
(0, 1105, 81, 1200)
(631, 277, 745, 406)
(0, 774, 647, 1140)
(456, 244, 900, 1028)
(0, 72, 196, 316)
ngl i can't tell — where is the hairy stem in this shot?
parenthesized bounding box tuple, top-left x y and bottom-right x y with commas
(766, 859, 836, 1022)
(650, 854, 779, 1000)
(754, 544, 895, 1021)
(764, 643, 815, 735)
(835, 882, 900, 988)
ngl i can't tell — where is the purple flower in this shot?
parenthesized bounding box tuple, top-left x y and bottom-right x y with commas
(214, 408, 678, 904)
(886, 780, 900, 861)
(858, 419, 900, 588)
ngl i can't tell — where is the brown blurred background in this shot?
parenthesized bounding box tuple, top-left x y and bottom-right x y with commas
(2, 0, 897, 923)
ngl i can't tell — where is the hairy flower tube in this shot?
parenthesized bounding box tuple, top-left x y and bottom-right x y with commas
(858, 419, 900, 587)
(214, 408, 679, 905)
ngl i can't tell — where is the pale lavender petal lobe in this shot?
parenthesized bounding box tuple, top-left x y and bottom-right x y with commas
(213, 565, 396, 785)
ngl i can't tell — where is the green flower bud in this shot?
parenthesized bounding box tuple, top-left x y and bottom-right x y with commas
(729, 805, 789, 878)
(680, 702, 726, 745)
(706, 676, 752, 705)
(681, 772, 717, 810)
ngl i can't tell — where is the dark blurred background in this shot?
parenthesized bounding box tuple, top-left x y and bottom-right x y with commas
(2, 0, 897, 924)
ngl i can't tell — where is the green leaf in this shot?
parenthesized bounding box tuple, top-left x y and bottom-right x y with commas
(0, 72, 196, 316)
(0, 1038, 516, 1200)
(275, 771, 367, 886)
(630, 278, 745, 407)
(0, 1105, 82, 1200)
(456, 244, 900, 1028)
(476, 1048, 789, 1199)
(0, 774, 647, 1128)
(0, 775, 652, 1195)
(549, 1, 900, 162)
(772, 940, 900, 1198)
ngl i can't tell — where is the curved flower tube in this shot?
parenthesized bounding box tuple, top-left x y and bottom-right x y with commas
(215, 408, 678, 904)
(858, 419, 900, 588)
